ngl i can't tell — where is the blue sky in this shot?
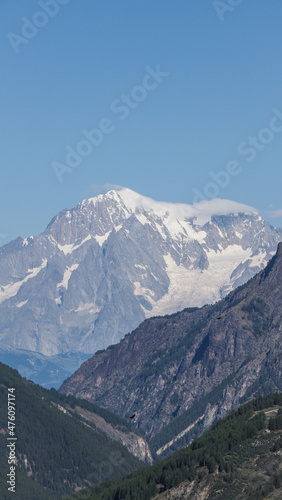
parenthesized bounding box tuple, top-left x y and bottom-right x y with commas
(1, 0, 282, 245)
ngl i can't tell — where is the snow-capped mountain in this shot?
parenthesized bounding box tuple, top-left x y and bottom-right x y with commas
(0, 188, 281, 387)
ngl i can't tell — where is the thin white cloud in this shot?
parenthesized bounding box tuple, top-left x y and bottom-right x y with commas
(82, 183, 126, 199)
(96, 183, 125, 194)
(267, 209, 282, 218)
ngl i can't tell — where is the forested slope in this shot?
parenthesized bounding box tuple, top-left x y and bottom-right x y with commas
(69, 392, 282, 500)
(0, 362, 146, 500)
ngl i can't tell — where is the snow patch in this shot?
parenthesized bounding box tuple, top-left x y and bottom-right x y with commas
(0, 259, 47, 305)
(95, 231, 111, 246)
(57, 264, 79, 290)
(22, 236, 34, 247)
(249, 251, 267, 268)
(58, 235, 91, 255)
(71, 303, 101, 314)
(135, 213, 149, 225)
(57, 243, 73, 255)
(133, 282, 155, 311)
(16, 299, 29, 308)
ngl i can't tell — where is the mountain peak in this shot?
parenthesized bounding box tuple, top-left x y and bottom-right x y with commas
(82, 187, 258, 226)
(0, 189, 282, 388)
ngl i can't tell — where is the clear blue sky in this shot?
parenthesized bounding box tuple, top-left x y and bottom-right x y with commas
(1, 0, 282, 245)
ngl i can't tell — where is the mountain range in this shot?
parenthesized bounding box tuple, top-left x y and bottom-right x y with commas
(60, 242, 282, 460)
(0, 188, 281, 388)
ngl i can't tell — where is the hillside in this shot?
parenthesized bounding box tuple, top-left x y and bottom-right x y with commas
(60, 243, 282, 458)
(1, 188, 281, 388)
(68, 392, 282, 500)
(0, 362, 148, 500)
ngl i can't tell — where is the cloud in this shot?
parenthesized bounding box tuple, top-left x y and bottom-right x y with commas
(80, 183, 126, 200)
(91, 183, 125, 195)
(267, 209, 282, 218)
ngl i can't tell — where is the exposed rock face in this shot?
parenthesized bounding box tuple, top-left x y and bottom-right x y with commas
(152, 479, 212, 500)
(0, 188, 281, 387)
(71, 405, 153, 464)
(60, 243, 282, 456)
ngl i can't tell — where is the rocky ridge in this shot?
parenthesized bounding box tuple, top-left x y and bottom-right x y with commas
(60, 243, 282, 457)
(0, 188, 281, 387)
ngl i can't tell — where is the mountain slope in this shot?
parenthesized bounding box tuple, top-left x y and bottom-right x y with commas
(0, 188, 281, 387)
(0, 362, 149, 500)
(60, 243, 282, 458)
(68, 392, 282, 500)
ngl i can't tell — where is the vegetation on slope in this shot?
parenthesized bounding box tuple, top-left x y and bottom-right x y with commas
(60, 243, 282, 463)
(0, 362, 145, 500)
(69, 392, 282, 500)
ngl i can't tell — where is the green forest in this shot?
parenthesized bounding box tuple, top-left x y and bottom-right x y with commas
(0, 362, 145, 500)
(71, 393, 282, 500)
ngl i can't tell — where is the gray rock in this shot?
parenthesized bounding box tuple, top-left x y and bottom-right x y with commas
(0, 188, 281, 387)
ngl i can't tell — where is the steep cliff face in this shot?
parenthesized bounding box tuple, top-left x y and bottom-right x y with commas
(70, 405, 153, 463)
(60, 243, 282, 456)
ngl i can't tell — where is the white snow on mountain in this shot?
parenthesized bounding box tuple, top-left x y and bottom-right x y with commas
(0, 258, 47, 304)
(58, 234, 92, 255)
(57, 263, 79, 290)
(0, 188, 281, 388)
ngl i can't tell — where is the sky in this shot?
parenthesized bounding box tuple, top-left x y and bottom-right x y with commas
(1, 0, 282, 245)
